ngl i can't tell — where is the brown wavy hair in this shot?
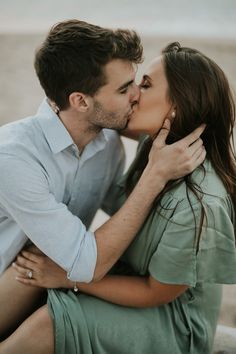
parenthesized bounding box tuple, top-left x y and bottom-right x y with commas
(126, 42, 236, 248)
(34, 19, 143, 110)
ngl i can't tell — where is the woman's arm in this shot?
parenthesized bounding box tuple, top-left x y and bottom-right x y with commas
(14, 250, 188, 308)
(77, 275, 188, 307)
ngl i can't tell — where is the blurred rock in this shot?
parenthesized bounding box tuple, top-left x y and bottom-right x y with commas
(213, 325, 236, 354)
(219, 286, 236, 328)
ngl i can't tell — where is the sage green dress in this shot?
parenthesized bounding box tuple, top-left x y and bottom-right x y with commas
(47, 138, 236, 354)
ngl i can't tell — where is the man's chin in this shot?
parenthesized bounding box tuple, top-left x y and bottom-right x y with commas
(100, 117, 129, 131)
(120, 120, 129, 131)
(109, 119, 129, 132)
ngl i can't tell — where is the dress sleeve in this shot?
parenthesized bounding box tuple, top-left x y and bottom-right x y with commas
(149, 196, 236, 286)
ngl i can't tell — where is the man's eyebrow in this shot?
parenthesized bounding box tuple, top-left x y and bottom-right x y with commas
(117, 79, 134, 92)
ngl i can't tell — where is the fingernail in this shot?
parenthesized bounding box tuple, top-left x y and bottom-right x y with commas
(12, 262, 16, 267)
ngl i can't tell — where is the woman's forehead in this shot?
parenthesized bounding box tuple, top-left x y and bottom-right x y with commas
(145, 56, 164, 79)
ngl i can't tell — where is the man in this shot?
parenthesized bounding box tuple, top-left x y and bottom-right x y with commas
(0, 19, 205, 337)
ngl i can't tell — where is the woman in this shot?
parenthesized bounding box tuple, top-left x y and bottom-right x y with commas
(3, 42, 236, 354)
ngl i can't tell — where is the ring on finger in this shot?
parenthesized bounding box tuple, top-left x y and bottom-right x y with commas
(27, 270, 33, 279)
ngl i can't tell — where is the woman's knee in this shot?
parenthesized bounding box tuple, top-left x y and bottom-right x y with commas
(28, 305, 53, 336)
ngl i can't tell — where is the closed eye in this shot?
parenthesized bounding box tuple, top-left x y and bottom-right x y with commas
(120, 87, 129, 94)
(118, 80, 135, 94)
(139, 83, 150, 89)
(139, 74, 152, 90)
(139, 80, 151, 89)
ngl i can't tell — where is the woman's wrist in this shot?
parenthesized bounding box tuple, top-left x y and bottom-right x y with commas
(138, 165, 167, 196)
(65, 277, 80, 292)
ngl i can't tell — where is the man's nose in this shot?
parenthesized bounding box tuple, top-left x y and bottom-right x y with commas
(130, 83, 140, 102)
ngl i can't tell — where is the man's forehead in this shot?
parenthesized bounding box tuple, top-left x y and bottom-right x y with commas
(104, 59, 137, 87)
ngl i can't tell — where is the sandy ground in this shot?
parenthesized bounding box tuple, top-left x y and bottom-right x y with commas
(0, 33, 235, 327)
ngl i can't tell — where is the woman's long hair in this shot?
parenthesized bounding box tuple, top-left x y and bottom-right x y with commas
(126, 42, 236, 247)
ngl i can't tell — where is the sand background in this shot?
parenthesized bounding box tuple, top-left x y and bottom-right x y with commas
(0, 32, 235, 328)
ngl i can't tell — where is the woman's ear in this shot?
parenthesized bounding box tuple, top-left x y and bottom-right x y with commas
(69, 92, 90, 112)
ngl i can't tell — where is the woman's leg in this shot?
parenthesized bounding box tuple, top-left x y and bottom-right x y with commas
(0, 305, 54, 354)
(0, 266, 45, 338)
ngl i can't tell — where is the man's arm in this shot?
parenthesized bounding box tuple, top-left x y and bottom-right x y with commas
(0, 123, 205, 283)
(0, 153, 97, 282)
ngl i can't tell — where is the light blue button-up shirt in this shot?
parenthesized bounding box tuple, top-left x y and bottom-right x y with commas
(0, 99, 125, 282)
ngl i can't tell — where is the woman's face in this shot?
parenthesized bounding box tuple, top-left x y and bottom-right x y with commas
(128, 56, 174, 137)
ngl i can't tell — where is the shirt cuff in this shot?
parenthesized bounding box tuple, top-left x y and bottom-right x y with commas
(67, 230, 97, 283)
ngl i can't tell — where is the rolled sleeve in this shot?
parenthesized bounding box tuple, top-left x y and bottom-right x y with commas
(67, 230, 97, 282)
(0, 154, 97, 282)
(149, 197, 236, 286)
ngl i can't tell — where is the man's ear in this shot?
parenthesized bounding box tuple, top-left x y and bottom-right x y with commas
(69, 92, 91, 112)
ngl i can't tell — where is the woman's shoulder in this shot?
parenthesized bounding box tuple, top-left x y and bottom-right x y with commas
(154, 159, 235, 229)
(149, 160, 236, 287)
(166, 159, 230, 205)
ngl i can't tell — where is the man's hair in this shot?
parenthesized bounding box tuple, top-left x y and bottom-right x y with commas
(34, 19, 143, 109)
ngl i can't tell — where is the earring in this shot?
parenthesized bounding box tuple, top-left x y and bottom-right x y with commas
(47, 98, 60, 115)
(171, 111, 176, 118)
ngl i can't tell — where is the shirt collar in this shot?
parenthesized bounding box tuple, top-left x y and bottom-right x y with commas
(35, 98, 110, 156)
(36, 98, 74, 154)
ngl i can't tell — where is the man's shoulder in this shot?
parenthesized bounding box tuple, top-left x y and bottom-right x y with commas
(0, 115, 36, 138)
(164, 160, 229, 209)
(0, 115, 41, 157)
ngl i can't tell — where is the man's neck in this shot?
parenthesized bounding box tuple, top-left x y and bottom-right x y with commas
(47, 99, 101, 151)
(58, 109, 101, 151)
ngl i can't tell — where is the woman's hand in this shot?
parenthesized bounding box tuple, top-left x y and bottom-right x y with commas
(12, 250, 71, 289)
(147, 119, 206, 183)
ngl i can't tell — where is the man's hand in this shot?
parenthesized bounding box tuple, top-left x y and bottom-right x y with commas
(146, 119, 206, 185)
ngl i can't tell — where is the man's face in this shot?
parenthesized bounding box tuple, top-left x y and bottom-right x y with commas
(88, 59, 140, 131)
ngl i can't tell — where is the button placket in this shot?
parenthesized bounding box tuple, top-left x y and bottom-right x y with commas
(71, 144, 80, 159)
